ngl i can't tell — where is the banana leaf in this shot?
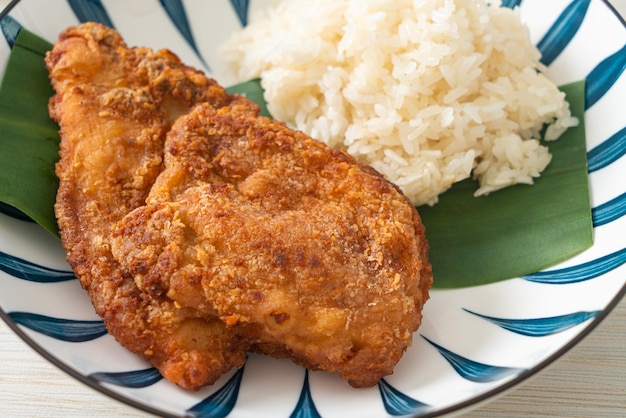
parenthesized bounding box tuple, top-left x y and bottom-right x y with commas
(0, 29, 58, 236)
(226, 78, 272, 117)
(419, 81, 592, 287)
(0, 29, 592, 288)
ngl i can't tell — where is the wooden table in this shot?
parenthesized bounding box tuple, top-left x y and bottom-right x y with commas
(1, 1, 625, 417)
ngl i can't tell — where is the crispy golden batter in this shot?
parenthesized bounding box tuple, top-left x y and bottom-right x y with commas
(47, 22, 432, 389)
(46, 22, 256, 389)
(111, 104, 433, 386)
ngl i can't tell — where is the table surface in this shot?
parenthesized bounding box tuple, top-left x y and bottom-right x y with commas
(1, 1, 625, 417)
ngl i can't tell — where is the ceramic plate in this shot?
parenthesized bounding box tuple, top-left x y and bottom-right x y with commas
(0, 1, 625, 417)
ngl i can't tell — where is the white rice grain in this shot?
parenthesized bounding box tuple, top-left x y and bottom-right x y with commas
(221, 0, 577, 206)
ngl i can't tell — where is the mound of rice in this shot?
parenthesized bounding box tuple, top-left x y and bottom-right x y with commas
(221, 0, 578, 206)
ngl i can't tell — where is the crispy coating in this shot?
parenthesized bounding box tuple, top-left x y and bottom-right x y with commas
(110, 104, 433, 387)
(47, 22, 256, 389)
(47, 22, 432, 389)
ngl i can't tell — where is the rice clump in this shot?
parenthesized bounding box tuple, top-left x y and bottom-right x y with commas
(220, 0, 578, 206)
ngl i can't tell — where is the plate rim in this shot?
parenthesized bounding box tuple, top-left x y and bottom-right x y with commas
(1, 275, 624, 418)
(0, 0, 625, 416)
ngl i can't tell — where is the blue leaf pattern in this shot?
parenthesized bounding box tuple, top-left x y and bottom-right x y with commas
(463, 309, 600, 337)
(90, 368, 163, 388)
(229, 0, 250, 26)
(9, 312, 107, 342)
(67, 0, 115, 28)
(592, 192, 626, 227)
(186, 366, 245, 418)
(0, 0, 19, 18)
(289, 370, 321, 418)
(537, 0, 591, 66)
(0, 1, 624, 417)
(585, 44, 626, 110)
(523, 247, 626, 284)
(1, 14, 21, 48)
(422, 336, 525, 382)
(587, 126, 626, 173)
(500, 0, 523, 9)
(159, 0, 208, 69)
(0, 250, 76, 282)
(378, 378, 431, 416)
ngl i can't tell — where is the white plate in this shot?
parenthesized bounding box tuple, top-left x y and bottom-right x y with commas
(0, 1, 625, 417)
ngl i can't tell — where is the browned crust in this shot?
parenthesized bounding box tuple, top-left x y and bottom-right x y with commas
(47, 22, 432, 390)
(47, 22, 255, 389)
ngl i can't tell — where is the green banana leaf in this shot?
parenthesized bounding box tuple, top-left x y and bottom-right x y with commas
(226, 78, 272, 118)
(0, 30, 58, 236)
(419, 80, 592, 287)
(0, 29, 592, 288)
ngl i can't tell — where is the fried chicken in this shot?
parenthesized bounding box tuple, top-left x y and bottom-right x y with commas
(47, 22, 256, 389)
(110, 103, 433, 386)
(47, 22, 432, 389)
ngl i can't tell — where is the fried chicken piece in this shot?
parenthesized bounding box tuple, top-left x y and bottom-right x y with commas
(46, 22, 257, 389)
(110, 103, 433, 387)
(48, 22, 432, 390)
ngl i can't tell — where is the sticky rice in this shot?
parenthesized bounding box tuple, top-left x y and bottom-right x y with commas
(221, 0, 578, 206)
